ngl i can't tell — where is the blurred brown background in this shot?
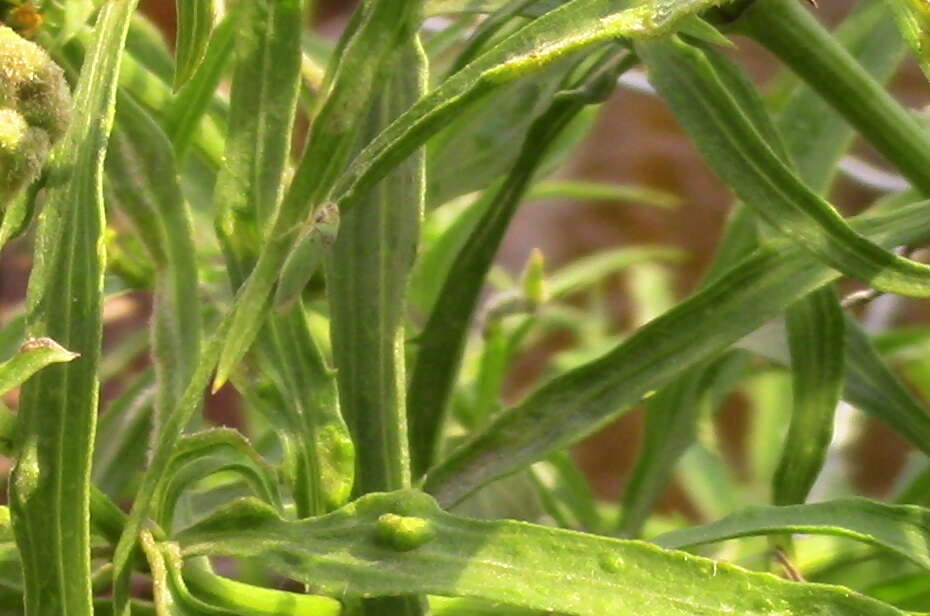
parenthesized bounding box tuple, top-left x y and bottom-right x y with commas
(1, 0, 924, 515)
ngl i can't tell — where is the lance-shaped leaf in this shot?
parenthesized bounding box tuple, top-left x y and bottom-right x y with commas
(776, 290, 845, 506)
(92, 370, 155, 498)
(178, 489, 911, 615)
(7, 1, 138, 614)
(325, 37, 426, 495)
(619, 352, 749, 538)
(166, 6, 241, 161)
(423, 199, 930, 507)
(174, 0, 217, 89)
(425, 0, 562, 17)
(654, 498, 930, 571)
(107, 94, 201, 436)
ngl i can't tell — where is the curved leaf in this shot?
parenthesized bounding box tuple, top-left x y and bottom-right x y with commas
(776, 289, 845, 506)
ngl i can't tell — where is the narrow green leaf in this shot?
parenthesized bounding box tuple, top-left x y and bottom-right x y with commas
(174, 0, 217, 89)
(842, 315, 930, 458)
(776, 289, 845, 506)
(527, 179, 680, 207)
(178, 490, 911, 616)
(326, 37, 427, 496)
(637, 36, 930, 298)
(409, 51, 630, 477)
(654, 498, 930, 571)
(0, 337, 77, 396)
(8, 1, 138, 614)
(323, 28, 431, 616)
(876, 0, 930, 82)
(423, 200, 930, 507)
(424, 0, 561, 17)
(619, 352, 749, 538)
(426, 57, 578, 209)
(107, 94, 201, 435)
(771, 0, 906, 196)
(529, 451, 603, 532)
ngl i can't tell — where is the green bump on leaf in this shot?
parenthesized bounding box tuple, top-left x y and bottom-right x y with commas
(375, 513, 437, 552)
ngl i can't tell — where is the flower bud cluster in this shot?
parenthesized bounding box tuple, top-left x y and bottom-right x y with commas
(0, 25, 71, 207)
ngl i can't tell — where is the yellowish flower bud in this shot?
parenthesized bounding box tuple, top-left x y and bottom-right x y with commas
(0, 25, 71, 207)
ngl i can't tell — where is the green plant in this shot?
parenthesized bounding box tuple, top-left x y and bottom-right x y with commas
(5, 0, 930, 613)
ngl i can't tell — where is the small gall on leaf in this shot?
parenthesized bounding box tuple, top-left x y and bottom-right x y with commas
(375, 513, 436, 552)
